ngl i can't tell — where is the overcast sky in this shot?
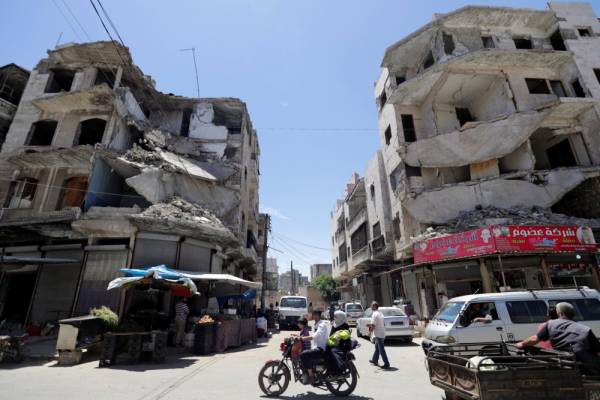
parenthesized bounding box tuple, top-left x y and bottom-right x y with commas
(2, 0, 598, 276)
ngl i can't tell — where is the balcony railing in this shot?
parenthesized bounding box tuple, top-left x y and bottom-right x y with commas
(346, 207, 367, 235)
(0, 207, 81, 227)
(370, 235, 386, 254)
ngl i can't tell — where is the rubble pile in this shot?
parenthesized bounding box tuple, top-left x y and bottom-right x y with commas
(128, 197, 239, 246)
(411, 206, 600, 243)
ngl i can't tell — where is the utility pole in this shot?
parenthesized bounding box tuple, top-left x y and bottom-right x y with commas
(260, 215, 270, 311)
(290, 260, 294, 295)
(180, 47, 200, 97)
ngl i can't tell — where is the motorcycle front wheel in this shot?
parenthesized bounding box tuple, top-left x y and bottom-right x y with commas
(258, 360, 291, 397)
(326, 361, 358, 397)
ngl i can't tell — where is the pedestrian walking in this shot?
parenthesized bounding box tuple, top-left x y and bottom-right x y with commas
(367, 301, 390, 369)
(174, 297, 189, 346)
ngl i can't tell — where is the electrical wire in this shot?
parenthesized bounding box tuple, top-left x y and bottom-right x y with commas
(60, 0, 92, 40)
(271, 231, 331, 251)
(96, 0, 125, 46)
(272, 235, 325, 265)
(50, 0, 84, 41)
(271, 236, 315, 265)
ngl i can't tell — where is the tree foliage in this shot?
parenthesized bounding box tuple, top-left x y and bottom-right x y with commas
(311, 275, 338, 301)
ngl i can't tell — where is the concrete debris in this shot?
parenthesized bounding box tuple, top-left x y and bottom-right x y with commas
(128, 197, 238, 246)
(410, 206, 600, 242)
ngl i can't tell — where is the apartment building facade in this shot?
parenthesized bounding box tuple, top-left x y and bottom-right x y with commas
(0, 41, 261, 327)
(333, 2, 600, 316)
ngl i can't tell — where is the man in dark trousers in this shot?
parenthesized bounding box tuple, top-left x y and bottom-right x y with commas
(517, 302, 600, 374)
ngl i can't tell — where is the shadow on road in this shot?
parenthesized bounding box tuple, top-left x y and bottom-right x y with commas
(261, 392, 374, 400)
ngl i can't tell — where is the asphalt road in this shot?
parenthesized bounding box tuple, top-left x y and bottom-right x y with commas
(0, 330, 443, 400)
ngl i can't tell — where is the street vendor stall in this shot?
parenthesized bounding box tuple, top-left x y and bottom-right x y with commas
(106, 265, 261, 360)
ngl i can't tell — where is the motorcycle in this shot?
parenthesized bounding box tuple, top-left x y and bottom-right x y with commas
(258, 336, 359, 397)
(0, 320, 27, 363)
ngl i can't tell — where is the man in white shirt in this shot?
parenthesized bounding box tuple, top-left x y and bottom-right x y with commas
(367, 301, 390, 369)
(300, 310, 330, 384)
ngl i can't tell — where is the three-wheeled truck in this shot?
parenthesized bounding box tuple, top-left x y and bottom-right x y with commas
(426, 342, 600, 400)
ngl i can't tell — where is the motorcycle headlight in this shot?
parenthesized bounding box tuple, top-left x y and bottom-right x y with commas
(435, 335, 457, 344)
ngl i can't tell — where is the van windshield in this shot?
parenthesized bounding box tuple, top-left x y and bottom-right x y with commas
(433, 302, 464, 323)
(280, 298, 307, 308)
(346, 304, 363, 312)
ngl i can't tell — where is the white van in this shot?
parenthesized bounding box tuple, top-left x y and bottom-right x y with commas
(422, 288, 600, 352)
(344, 302, 364, 326)
(278, 296, 308, 329)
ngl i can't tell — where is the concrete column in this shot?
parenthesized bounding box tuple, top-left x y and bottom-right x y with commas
(479, 259, 493, 293)
(540, 257, 553, 288)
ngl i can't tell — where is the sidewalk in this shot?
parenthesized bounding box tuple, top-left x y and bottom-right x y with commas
(26, 336, 57, 360)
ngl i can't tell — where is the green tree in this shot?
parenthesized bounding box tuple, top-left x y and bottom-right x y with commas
(311, 275, 338, 302)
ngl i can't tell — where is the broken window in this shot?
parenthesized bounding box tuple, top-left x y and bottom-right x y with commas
(75, 118, 106, 146)
(455, 107, 474, 127)
(350, 223, 368, 254)
(180, 108, 192, 137)
(547, 139, 577, 169)
(550, 80, 567, 97)
(572, 79, 586, 97)
(525, 78, 550, 94)
(395, 75, 406, 85)
(4, 178, 38, 209)
(384, 126, 392, 145)
(26, 120, 58, 146)
(379, 90, 387, 109)
(594, 69, 600, 85)
(224, 146, 238, 159)
(339, 243, 347, 263)
(422, 51, 435, 70)
(0, 72, 25, 104)
(401, 114, 416, 143)
(372, 221, 381, 238)
(45, 68, 75, 93)
(513, 37, 532, 49)
(369, 184, 375, 200)
(481, 36, 495, 49)
(405, 164, 422, 177)
(578, 28, 592, 37)
(392, 213, 401, 240)
(389, 165, 402, 191)
(94, 68, 116, 88)
(443, 32, 455, 55)
(58, 176, 88, 209)
(550, 30, 566, 51)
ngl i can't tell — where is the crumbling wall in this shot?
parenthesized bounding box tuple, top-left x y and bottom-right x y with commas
(552, 177, 600, 219)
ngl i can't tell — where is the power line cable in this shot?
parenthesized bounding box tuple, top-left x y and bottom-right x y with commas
(50, 0, 84, 41)
(272, 235, 323, 265)
(60, 0, 92, 40)
(271, 237, 314, 265)
(272, 231, 331, 251)
(96, 0, 125, 45)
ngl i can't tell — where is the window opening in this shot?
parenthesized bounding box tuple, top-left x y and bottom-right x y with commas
(526, 78, 550, 94)
(94, 68, 116, 88)
(339, 243, 347, 263)
(550, 80, 567, 97)
(26, 120, 58, 146)
(455, 108, 474, 127)
(578, 28, 592, 37)
(401, 114, 416, 143)
(423, 51, 434, 69)
(443, 32, 455, 54)
(550, 30, 566, 51)
(506, 301, 548, 324)
(546, 139, 577, 168)
(45, 68, 75, 93)
(384, 126, 392, 145)
(75, 118, 106, 146)
(180, 108, 192, 137)
(481, 36, 495, 49)
(392, 213, 401, 240)
(369, 184, 375, 200)
(395, 75, 406, 85)
(513, 37, 532, 49)
(379, 90, 387, 109)
(350, 223, 368, 254)
(58, 176, 88, 210)
(4, 178, 38, 209)
(572, 79, 586, 97)
(594, 69, 600, 85)
(405, 164, 422, 177)
(372, 222, 381, 238)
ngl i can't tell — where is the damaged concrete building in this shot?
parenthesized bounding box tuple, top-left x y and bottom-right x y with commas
(333, 2, 600, 315)
(0, 41, 262, 327)
(0, 63, 29, 149)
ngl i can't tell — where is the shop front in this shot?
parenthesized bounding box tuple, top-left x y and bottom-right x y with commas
(401, 225, 599, 319)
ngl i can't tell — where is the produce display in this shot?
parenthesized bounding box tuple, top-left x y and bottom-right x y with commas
(197, 315, 215, 324)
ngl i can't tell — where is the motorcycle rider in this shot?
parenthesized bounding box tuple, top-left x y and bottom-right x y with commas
(328, 311, 352, 376)
(299, 310, 330, 384)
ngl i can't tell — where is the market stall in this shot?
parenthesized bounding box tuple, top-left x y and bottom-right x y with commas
(107, 265, 261, 359)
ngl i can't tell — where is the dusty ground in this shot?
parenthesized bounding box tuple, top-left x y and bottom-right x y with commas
(0, 330, 443, 400)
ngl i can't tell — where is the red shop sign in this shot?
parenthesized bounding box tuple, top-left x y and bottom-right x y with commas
(493, 225, 597, 253)
(413, 225, 597, 265)
(413, 227, 496, 264)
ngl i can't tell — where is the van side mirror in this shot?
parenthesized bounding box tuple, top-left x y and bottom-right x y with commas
(459, 311, 469, 327)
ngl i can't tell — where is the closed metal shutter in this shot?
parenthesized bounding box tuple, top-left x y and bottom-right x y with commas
(178, 239, 211, 272)
(75, 246, 129, 315)
(132, 233, 178, 268)
(30, 247, 83, 324)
